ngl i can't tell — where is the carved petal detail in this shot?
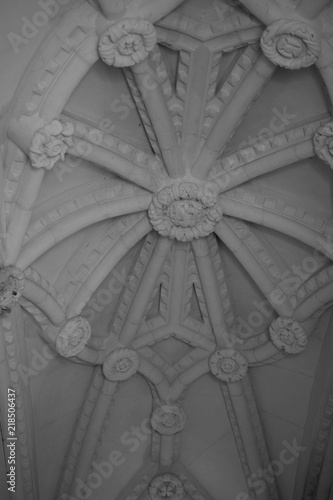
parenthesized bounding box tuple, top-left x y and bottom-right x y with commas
(261, 20, 321, 69)
(56, 317, 91, 358)
(29, 119, 75, 170)
(98, 18, 157, 67)
(269, 316, 307, 354)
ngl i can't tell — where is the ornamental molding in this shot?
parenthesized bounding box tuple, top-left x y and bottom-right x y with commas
(103, 347, 139, 381)
(98, 18, 156, 67)
(56, 316, 91, 358)
(269, 316, 308, 354)
(0, 266, 25, 313)
(151, 405, 186, 435)
(314, 121, 333, 168)
(148, 182, 223, 242)
(29, 119, 74, 170)
(260, 20, 321, 70)
(209, 348, 248, 383)
(149, 473, 184, 500)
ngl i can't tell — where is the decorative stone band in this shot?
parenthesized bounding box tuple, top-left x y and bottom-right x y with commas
(149, 473, 184, 500)
(29, 119, 75, 170)
(269, 316, 308, 354)
(314, 121, 333, 168)
(209, 348, 248, 383)
(148, 182, 223, 242)
(260, 20, 321, 69)
(0, 266, 25, 313)
(103, 347, 139, 381)
(56, 317, 91, 358)
(151, 405, 186, 435)
(98, 18, 157, 67)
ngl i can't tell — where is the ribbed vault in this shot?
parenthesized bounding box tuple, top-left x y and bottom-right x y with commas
(1, 0, 333, 499)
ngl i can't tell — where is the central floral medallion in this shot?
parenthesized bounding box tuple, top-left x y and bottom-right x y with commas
(148, 182, 223, 242)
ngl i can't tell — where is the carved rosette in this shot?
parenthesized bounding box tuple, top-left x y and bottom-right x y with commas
(103, 347, 139, 381)
(56, 317, 91, 358)
(314, 121, 333, 168)
(98, 18, 156, 67)
(269, 317, 307, 354)
(209, 348, 248, 383)
(149, 474, 184, 500)
(0, 267, 25, 313)
(151, 405, 186, 435)
(29, 119, 75, 170)
(260, 20, 321, 69)
(148, 182, 223, 242)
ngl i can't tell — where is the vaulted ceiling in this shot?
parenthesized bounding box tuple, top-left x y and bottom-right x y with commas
(1, 1, 333, 499)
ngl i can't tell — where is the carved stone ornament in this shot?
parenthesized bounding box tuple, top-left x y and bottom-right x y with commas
(209, 348, 248, 383)
(149, 474, 184, 500)
(103, 347, 139, 381)
(29, 119, 75, 170)
(314, 121, 333, 168)
(98, 18, 157, 67)
(0, 266, 25, 313)
(56, 317, 91, 358)
(151, 405, 186, 435)
(148, 182, 223, 242)
(269, 316, 308, 354)
(260, 20, 321, 69)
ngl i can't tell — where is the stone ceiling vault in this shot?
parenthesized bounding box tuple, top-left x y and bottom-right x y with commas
(1, 0, 333, 499)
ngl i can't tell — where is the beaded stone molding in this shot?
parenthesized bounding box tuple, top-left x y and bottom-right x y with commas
(314, 121, 333, 168)
(0, 266, 25, 313)
(260, 20, 321, 69)
(149, 473, 184, 500)
(56, 316, 91, 358)
(29, 119, 75, 170)
(148, 182, 223, 242)
(98, 18, 157, 67)
(269, 316, 308, 354)
(151, 405, 186, 435)
(103, 347, 139, 381)
(209, 348, 248, 383)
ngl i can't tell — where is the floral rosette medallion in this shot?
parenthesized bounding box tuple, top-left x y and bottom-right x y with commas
(149, 473, 184, 500)
(148, 182, 223, 242)
(98, 18, 157, 67)
(269, 316, 307, 354)
(56, 316, 91, 358)
(29, 119, 74, 170)
(151, 405, 186, 435)
(260, 19, 321, 70)
(314, 121, 333, 168)
(0, 266, 25, 313)
(209, 348, 248, 383)
(103, 347, 139, 381)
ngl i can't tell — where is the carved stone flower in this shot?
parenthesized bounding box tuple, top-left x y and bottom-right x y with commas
(0, 266, 25, 313)
(149, 474, 184, 500)
(314, 121, 333, 168)
(148, 182, 223, 242)
(98, 18, 156, 67)
(29, 119, 75, 170)
(269, 316, 307, 354)
(103, 347, 139, 381)
(260, 20, 321, 70)
(209, 348, 248, 383)
(56, 317, 91, 358)
(151, 405, 186, 435)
